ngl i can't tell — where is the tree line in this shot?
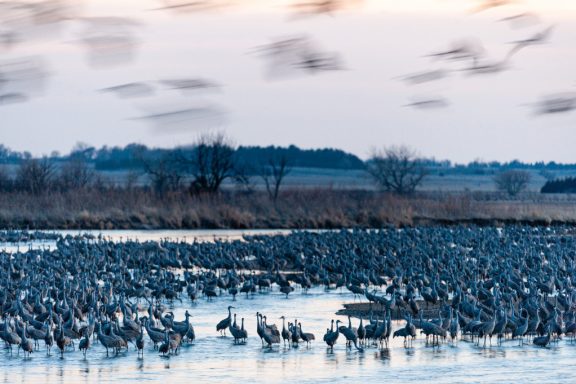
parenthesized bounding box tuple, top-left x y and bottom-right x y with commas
(541, 177, 576, 194)
(0, 136, 573, 198)
(0, 143, 364, 171)
(5, 142, 576, 173)
(0, 134, 295, 202)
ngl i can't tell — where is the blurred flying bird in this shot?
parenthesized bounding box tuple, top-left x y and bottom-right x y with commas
(100, 82, 155, 98)
(396, 69, 450, 85)
(404, 97, 449, 109)
(160, 78, 220, 91)
(461, 58, 510, 75)
(289, 0, 362, 18)
(508, 26, 554, 57)
(153, 0, 228, 13)
(427, 39, 485, 64)
(22, 0, 80, 25)
(0, 30, 18, 50)
(74, 17, 142, 67)
(498, 12, 540, 28)
(134, 103, 226, 131)
(460, 45, 521, 75)
(531, 93, 576, 115)
(255, 35, 344, 77)
(0, 92, 27, 105)
(0, 56, 49, 96)
(296, 51, 343, 73)
(470, 0, 517, 14)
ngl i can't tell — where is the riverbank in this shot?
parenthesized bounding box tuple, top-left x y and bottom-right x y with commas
(1, 189, 576, 230)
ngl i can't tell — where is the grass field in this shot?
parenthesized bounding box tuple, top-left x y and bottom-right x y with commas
(3, 163, 576, 230)
(98, 167, 576, 193)
(2, 188, 576, 230)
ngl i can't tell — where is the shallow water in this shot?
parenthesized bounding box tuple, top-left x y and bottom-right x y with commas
(2, 287, 576, 384)
(1, 229, 296, 254)
(3, 230, 576, 384)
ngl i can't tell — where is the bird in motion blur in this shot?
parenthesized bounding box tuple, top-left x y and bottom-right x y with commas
(288, 0, 361, 18)
(470, 0, 517, 14)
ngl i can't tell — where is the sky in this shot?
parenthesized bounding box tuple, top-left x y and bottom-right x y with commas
(2, 0, 576, 163)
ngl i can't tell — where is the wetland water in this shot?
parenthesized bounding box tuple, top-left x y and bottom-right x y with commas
(2, 287, 575, 384)
(2, 230, 576, 384)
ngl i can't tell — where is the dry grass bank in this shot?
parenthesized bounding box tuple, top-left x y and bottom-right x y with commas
(1, 189, 576, 230)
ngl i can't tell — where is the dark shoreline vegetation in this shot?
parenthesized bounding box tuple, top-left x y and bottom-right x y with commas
(4, 137, 576, 231)
(3, 189, 576, 230)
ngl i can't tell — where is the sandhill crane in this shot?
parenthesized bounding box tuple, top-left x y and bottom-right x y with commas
(533, 328, 551, 348)
(217, 306, 234, 336)
(79, 329, 91, 357)
(256, 313, 279, 348)
(290, 320, 301, 346)
(323, 320, 339, 351)
(55, 321, 71, 358)
(43, 320, 54, 356)
(337, 318, 363, 352)
(229, 314, 245, 344)
(2, 318, 21, 356)
(97, 323, 121, 356)
(280, 316, 291, 346)
(158, 333, 170, 356)
(144, 318, 164, 349)
(394, 315, 417, 348)
(513, 310, 529, 346)
(450, 311, 460, 344)
(136, 324, 145, 357)
(298, 322, 315, 347)
(21, 322, 34, 358)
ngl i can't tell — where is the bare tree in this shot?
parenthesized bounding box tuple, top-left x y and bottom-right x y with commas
(57, 158, 95, 190)
(260, 156, 292, 202)
(15, 158, 55, 194)
(494, 169, 531, 196)
(124, 169, 142, 190)
(366, 145, 427, 194)
(140, 153, 184, 195)
(179, 132, 236, 195)
(231, 159, 256, 193)
(0, 166, 12, 192)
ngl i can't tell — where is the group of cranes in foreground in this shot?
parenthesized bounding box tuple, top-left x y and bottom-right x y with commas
(1, 225, 576, 360)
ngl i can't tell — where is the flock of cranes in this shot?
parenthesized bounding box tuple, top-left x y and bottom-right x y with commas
(1, 225, 576, 362)
(399, 1, 559, 112)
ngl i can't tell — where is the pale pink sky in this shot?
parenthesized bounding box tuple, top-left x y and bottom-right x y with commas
(3, 0, 576, 163)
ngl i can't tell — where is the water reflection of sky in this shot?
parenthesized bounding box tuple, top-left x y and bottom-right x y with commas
(1, 229, 295, 253)
(1, 286, 576, 383)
